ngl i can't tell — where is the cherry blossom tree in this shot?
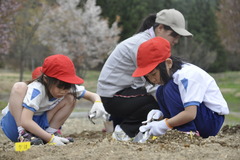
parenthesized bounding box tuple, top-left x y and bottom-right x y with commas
(0, 0, 21, 55)
(36, 0, 121, 76)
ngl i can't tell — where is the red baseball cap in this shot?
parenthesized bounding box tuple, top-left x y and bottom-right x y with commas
(42, 54, 84, 84)
(132, 37, 171, 77)
(32, 66, 42, 79)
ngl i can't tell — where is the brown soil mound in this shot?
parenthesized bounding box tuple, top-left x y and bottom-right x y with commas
(0, 118, 239, 160)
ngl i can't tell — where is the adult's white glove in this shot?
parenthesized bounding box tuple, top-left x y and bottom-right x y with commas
(48, 135, 69, 146)
(142, 109, 163, 124)
(89, 101, 108, 119)
(139, 119, 172, 136)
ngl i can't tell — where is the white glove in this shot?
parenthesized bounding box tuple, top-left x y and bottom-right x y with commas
(142, 109, 163, 124)
(139, 119, 172, 136)
(89, 101, 108, 119)
(48, 135, 69, 146)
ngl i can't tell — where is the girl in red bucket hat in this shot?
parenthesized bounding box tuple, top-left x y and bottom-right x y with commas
(133, 37, 229, 138)
(1, 54, 108, 145)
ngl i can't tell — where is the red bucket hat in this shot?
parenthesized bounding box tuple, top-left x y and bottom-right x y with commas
(32, 66, 42, 79)
(42, 54, 84, 84)
(132, 37, 171, 77)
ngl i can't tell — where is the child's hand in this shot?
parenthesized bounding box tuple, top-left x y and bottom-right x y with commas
(89, 101, 108, 119)
(48, 135, 69, 146)
(142, 109, 163, 124)
(139, 119, 172, 136)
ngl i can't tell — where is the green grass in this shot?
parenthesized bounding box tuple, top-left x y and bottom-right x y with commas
(225, 114, 240, 125)
(210, 71, 240, 125)
(82, 70, 100, 92)
(211, 71, 240, 113)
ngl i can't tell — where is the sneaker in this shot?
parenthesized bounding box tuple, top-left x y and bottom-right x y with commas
(112, 125, 132, 142)
(18, 130, 44, 145)
(53, 131, 74, 142)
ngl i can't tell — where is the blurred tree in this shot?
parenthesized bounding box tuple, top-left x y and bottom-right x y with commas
(8, 0, 52, 81)
(168, 0, 226, 72)
(216, 0, 240, 70)
(96, 0, 170, 41)
(173, 38, 217, 71)
(216, 0, 240, 54)
(184, 0, 219, 50)
(0, 0, 21, 66)
(36, 0, 121, 77)
(175, 0, 227, 72)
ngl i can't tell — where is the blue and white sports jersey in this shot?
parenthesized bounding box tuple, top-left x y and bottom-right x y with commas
(2, 81, 86, 116)
(172, 63, 229, 115)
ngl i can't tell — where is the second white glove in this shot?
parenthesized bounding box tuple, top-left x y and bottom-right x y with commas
(139, 119, 172, 136)
(142, 109, 163, 124)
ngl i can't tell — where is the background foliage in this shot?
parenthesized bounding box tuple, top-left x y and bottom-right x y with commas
(0, 0, 239, 80)
(97, 0, 239, 72)
(36, 0, 121, 77)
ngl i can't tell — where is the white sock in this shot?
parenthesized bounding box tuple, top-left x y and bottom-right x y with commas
(45, 127, 58, 134)
(17, 126, 24, 135)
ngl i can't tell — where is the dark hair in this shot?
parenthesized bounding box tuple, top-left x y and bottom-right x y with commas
(37, 75, 77, 99)
(145, 56, 184, 85)
(163, 25, 179, 37)
(136, 14, 179, 38)
(136, 14, 157, 33)
(154, 24, 179, 38)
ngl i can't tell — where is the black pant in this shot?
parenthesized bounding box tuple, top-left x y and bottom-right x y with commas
(101, 87, 159, 137)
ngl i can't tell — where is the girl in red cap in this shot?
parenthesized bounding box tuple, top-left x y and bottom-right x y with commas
(132, 37, 229, 138)
(1, 54, 107, 145)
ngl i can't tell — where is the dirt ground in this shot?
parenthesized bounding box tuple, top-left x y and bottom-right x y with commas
(0, 115, 240, 160)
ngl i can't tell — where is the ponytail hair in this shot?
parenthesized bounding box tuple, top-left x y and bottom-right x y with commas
(136, 13, 157, 33)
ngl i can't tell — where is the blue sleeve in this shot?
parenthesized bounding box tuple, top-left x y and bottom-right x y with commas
(23, 103, 37, 112)
(77, 90, 86, 99)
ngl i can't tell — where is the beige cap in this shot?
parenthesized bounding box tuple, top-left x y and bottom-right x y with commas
(155, 9, 193, 37)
